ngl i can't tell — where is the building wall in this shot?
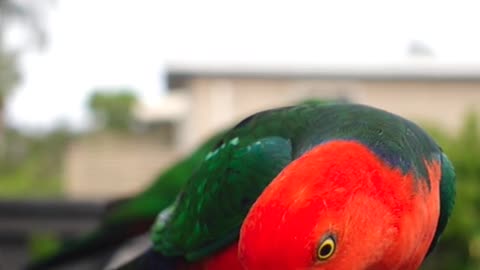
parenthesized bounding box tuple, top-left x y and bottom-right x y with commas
(65, 133, 180, 199)
(359, 81, 480, 132)
(181, 77, 480, 151)
(65, 76, 480, 199)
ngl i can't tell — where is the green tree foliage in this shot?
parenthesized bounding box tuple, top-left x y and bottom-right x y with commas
(0, 0, 48, 149)
(88, 90, 138, 131)
(0, 0, 46, 96)
(0, 47, 19, 104)
(422, 112, 480, 270)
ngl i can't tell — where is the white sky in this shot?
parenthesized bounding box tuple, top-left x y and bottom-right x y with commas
(5, 0, 480, 131)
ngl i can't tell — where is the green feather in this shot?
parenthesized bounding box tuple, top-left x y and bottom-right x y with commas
(428, 153, 456, 254)
(105, 131, 227, 224)
(153, 136, 292, 260)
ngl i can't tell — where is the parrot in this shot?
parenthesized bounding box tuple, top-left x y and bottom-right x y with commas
(26, 99, 337, 270)
(26, 131, 226, 270)
(115, 103, 456, 270)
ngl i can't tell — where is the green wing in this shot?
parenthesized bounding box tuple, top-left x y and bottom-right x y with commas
(152, 136, 292, 260)
(106, 131, 227, 224)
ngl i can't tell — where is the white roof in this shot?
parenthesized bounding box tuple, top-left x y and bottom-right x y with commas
(166, 61, 480, 81)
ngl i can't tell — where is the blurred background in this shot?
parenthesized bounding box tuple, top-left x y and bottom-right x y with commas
(0, 0, 480, 269)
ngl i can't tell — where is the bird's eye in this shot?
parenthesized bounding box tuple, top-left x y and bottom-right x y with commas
(316, 235, 336, 261)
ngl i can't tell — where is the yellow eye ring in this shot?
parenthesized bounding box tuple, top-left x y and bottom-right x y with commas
(317, 235, 336, 261)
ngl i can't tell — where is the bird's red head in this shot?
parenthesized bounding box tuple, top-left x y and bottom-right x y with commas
(238, 140, 441, 270)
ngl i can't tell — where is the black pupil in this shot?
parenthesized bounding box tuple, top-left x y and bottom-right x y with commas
(320, 244, 332, 257)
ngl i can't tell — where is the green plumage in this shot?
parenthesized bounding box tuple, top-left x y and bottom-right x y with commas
(153, 136, 292, 259)
(105, 131, 227, 225)
(428, 152, 456, 253)
(152, 103, 456, 261)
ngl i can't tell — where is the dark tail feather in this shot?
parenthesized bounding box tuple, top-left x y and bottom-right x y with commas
(113, 248, 178, 270)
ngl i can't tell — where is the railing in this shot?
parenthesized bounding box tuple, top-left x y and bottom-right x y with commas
(0, 199, 106, 270)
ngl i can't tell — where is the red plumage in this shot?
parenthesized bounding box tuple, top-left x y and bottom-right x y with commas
(239, 140, 441, 270)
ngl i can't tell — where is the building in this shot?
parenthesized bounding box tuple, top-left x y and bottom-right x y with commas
(66, 63, 480, 198)
(159, 63, 480, 154)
